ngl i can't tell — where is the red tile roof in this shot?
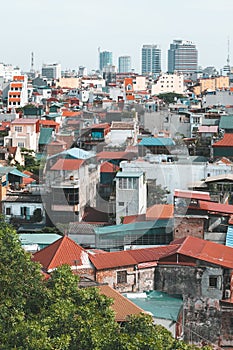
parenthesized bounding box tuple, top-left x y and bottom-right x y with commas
(164, 236, 233, 269)
(212, 134, 233, 147)
(32, 236, 87, 271)
(50, 159, 84, 171)
(97, 285, 144, 322)
(174, 189, 211, 201)
(100, 161, 119, 173)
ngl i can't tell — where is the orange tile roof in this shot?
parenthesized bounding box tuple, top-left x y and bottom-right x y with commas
(97, 285, 144, 322)
(9, 98, 20, 102)
(212, 134, 233, 147)
(100, 161, 119, 173)
(62, 110, 82, 117)
(39, 120, 59, 126)
(32, 236, 87, 271)
(164, 236, 233, 269)
(146, 204, 174, 220)
(50, 159, 84, 171)
(123, 214, 146, 224)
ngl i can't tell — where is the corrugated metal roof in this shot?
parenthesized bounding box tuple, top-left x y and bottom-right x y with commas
(94, 219, 172, 236)
(125, 291, 183, 321)
(205, 174, 233, 183)
(116, 171, 143, 178)
(89, 244, 179, 270)
(89, 250, 137, 270)
(219, 115, 233, 129)
(212, 134, 233, 147)
(146, 204, 174, 220)
(39, 127, 53, 145)
(139, 137, 175, 147)
(20, 233, 61, 245)
(196, 200, 233, 215)
(174, 189, 211, 201)
(162, 236, 233, 269)
(226, 226, 233, 247)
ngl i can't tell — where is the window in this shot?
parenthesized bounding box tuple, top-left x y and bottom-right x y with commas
(209, 276, 218, 288)
(117, 270, 127, 284)
(15, 126, 22, 132)
(118, 202, 124, 206)
(18, 142, 24, 147)
(6, 208, 11, 215)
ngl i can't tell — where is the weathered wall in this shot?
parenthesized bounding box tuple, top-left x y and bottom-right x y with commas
(96, 267, 135, 293)
(174, 216, 206, 241)
(183, 296, 221, 345)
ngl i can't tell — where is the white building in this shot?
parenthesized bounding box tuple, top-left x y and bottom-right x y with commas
(42, 63, 61, 80)
(110, 121, 138, 146)
(120, 157, 233, 203)
(151, 73, 184, 95)
(0, 63, 21, 81)
(7, 75, 28, 110)
(115, 171, 147, 224)
(133, 76, 146, 91)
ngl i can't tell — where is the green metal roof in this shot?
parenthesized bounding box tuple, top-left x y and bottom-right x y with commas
(39, 127, 53, 145)
(94, 220, 173, 237)
(9, 168, 29, 178)
(139, 138, 175, 147)
(219, 115, 233, 129)
(125, 291, 183, 321)
(116, 171, 143, 178)
(19, 233, 61, 245)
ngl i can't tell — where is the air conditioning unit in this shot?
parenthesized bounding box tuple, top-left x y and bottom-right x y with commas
(225, 289, 231, 299)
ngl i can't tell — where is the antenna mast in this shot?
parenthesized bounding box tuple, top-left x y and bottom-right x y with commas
(30, 52, 34, 73)
(227, 37, 230, 66)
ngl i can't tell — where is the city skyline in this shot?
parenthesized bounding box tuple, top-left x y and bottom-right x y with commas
(1, 0, 232, 73)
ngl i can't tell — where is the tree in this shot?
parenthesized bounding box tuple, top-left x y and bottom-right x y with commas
(157, 92, 185, 105)
(0, 218, 213, 349)
(147, 180, 170, 207)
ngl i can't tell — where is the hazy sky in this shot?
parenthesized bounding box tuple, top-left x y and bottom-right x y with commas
(1, 0, 233, 73)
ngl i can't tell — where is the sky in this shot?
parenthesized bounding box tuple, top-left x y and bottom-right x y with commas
(1, 0, 233, 73)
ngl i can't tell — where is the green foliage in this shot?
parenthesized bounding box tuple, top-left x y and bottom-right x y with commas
(16, 148, 41, 176)
(157, 93, 185, 104)
(147, 180, 170, 206)
(0, 219, 213, 350)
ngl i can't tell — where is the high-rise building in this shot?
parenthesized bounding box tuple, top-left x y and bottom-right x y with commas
(99, 50, 112, 72)
(141, 45, 161, 77)
(118, 56, 131, 73)
(168, 40, 198, 77)
(42, 63, 61, 80)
